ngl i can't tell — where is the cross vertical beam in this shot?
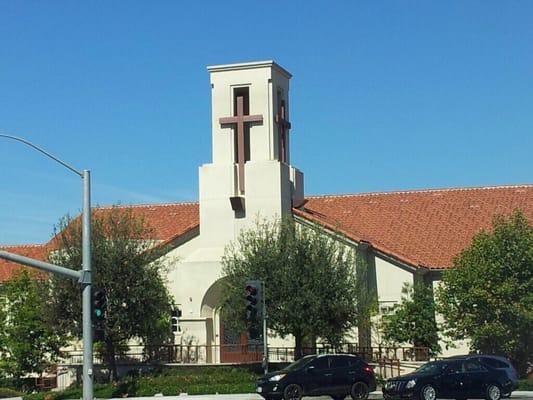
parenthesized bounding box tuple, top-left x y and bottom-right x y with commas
(219, 96, 263, 194)
(275, 100, 291, 163)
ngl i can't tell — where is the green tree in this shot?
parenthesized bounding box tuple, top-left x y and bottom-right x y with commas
(221, 218, 360, 359)
(436, 210, 533, 376)
(382, 281, 441, 356)
(48, 207, 175, 381)
(0, 271, 66, 388)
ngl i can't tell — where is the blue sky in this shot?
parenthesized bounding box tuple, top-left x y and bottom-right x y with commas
(1, 1, 532, 245)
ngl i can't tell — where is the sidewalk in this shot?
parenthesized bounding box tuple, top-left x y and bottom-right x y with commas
(125, 392, 533, 399)
(5, 391, 533, 400)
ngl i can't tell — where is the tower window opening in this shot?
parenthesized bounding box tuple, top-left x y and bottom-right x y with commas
(233, 87, 251, 162)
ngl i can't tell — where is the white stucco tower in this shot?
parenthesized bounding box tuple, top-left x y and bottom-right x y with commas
(199, 61, 304, 249)
(170, 61, 303, 353)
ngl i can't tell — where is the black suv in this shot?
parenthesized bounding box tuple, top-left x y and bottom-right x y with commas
(256, 354, 376, 400)
(382, 357, 512, 400)
(448, 355, 519, 397)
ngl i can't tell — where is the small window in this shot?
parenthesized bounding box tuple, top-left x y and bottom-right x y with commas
(446, 362, 462, 374)
(232, 87, 251, 163)
(312, 357, 330, 371)
(349, 357, 362, 367)
(481, 358, 509, 369)
(330, 356, 350, 369)
(378, 301, 398, 315)
(464, 360, 486, 372)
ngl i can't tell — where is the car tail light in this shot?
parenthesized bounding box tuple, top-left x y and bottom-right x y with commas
(364, 366, 374, 374)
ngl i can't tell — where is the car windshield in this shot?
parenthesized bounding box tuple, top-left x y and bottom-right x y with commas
(284, 355, 316, 371)
(415, 362, 447, 374)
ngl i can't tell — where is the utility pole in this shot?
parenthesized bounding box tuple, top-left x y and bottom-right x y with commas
(0, 134, 93, 400)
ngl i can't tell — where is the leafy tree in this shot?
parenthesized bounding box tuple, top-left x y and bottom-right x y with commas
(0, 271, 66, 388)
(48, 207, 175, 381)
(221, 218, 360, 359)
(382, 281, 441, 356)
(436, 210, 533, 376)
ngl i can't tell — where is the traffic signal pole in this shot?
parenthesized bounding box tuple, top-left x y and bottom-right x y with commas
(262, 281, 268, 374)
(0, 134, 93, 400)
(81, 170, 93, 400)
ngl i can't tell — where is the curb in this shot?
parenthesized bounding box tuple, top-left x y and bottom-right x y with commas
(4, 390, 533, 399)
(513, 392, 533, 398)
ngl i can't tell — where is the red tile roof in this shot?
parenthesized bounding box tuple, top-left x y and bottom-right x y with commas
(1, 202, 200, 282)
(295, 185, 533, 269)
(1, 186, 532, 281)
(92, 202, 199, 243)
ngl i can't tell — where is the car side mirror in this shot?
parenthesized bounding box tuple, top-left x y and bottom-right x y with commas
(306, 366, 315, 374)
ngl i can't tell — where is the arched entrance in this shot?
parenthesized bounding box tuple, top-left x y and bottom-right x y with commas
(200, 278, 262, 363)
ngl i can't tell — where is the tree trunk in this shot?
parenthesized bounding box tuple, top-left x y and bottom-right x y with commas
(105, 340, 118, 382)
(303, 334, 317, 356)
(294, 332, 303, 360)
(358, 313, 372, 349)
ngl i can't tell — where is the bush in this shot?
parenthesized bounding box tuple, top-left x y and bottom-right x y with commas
(0, 388, 21, 398)
(518, 379, 533, 391)
(22, 366, 259, 400)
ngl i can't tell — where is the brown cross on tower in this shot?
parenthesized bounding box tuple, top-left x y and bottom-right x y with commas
(275, 100, 291, 163)
(219, 95, 263, 194)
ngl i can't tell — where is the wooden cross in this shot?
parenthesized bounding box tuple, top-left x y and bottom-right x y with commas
(219, 96, 263, 194)
(275, 100, 291, 163)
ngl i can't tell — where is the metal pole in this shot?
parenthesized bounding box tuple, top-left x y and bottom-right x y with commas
(262, 281, 268, 374)
(81, 170, 93, 400)
(0, 134, 93, 400)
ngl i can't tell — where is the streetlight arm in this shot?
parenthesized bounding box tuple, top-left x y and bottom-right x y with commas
(0, 133, 82, 177)
(0, 250, 81, 281)
(1, 133, 93, 400)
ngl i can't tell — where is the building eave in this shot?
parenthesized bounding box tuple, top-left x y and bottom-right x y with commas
(207, 60, 292, 79)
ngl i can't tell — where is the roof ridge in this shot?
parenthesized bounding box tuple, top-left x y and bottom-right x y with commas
(305, 184, 533, 199)
(0, 244, 46, 249)
(95, 201, 199, 210)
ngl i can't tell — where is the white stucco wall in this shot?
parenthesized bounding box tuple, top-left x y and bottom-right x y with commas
(432, 279, 470, 357)
(375, 256, 414, 304)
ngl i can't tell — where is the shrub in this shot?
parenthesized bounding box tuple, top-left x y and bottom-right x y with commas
(0, 388, 21, 399)
(518, 379, 533, 391)
(22, 366, 259, 399)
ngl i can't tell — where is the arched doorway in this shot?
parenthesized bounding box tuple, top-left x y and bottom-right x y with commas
(200, 278, 262, 363)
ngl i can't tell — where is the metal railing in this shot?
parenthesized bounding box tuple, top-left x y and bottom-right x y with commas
(59, 343, 429, 366)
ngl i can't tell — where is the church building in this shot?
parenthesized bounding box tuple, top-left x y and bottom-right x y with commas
(1, 61, 532, 363)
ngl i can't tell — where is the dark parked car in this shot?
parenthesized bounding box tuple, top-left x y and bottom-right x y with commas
(256, 353, 376, 400)
(382, 357, 513, 400)
(449, 355, 519, 397)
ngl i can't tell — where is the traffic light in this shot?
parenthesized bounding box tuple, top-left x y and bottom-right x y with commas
(245, 280, 262, 340)
(92, 288, 106, 341)
(92, 288, 106, 322)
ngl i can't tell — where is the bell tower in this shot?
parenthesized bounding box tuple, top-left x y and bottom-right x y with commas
(199, 61, 304, 248)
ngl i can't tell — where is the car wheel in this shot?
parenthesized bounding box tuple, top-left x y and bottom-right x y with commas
(351, 381, 370, 400)
(486, 384, 502, 400)
(283, 383, 303, 400)
(420, 384, 437, 400)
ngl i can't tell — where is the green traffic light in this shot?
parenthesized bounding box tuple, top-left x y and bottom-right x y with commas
(95, 309, 103, 318)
